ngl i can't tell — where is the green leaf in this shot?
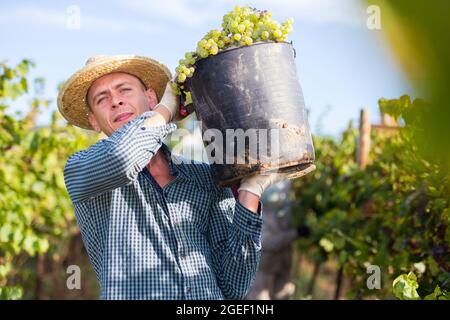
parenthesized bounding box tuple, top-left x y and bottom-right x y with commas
(30, 132, 39, 153)
(20, 77, 28, 93)
(16, 60, 30, 77)
(0, 286, 23, 300)
(3, 68, 16, 80)
(392, 272, 421, 300)
(319, 238, 334, 253)
(37, 239, 49, 253)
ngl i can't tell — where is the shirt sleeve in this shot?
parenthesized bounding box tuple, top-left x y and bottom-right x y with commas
(207, 185, 264, 300)
(64, 111, 177, 203)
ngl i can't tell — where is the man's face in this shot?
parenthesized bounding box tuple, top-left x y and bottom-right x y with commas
(86, 72, 158, 136)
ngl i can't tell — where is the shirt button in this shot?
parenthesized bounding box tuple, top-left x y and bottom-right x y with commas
(186, 287, 191, 294)
(140, 126, 146, 130)
(247, 220, 252, 226)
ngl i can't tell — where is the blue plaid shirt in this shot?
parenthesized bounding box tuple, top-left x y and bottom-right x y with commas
(63, 111, 263, 300)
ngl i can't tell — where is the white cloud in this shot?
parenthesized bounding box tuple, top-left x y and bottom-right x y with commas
(0, 5, 162, 34)
(1, 0, 365, 35)
(118, 0, 220, 27)
(248, 0, 365, 27)
(120, 0, 365, 28)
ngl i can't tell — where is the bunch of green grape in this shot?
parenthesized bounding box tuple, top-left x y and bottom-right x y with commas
(173, 5, 294, 116)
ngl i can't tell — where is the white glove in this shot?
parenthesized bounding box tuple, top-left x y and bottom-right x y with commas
(238, 172, 287, 199)
(238, 164, 316, 198)
(154, 81, 182, 123)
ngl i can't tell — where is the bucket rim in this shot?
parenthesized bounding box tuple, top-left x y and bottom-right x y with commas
(193, 40, 294, 65)
(185, 41, 296, 91)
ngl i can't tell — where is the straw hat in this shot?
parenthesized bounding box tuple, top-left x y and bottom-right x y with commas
(57, 55, 172, 130)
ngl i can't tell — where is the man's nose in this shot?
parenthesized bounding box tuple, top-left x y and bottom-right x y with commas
(111, 93, 123, 108)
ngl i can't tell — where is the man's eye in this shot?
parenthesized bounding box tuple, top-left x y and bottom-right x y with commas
(97, 97, 106, 104)
(121, 88, 131, 92)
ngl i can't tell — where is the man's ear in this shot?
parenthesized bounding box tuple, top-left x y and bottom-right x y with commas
(87, 112, 101, 133)
(145, 87, 159, 110)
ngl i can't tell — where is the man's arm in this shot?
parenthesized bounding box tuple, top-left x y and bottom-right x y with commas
(64, 80, 180, 203)
(237, 190, 261, 214)
(207, 186, 263, 300)
(64, 110, 176, 202)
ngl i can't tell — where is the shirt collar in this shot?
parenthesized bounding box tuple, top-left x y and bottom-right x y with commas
(160, 142, 190, 180)
(161, 143, 219, 194)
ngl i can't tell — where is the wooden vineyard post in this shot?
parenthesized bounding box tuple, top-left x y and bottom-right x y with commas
(357, 108, 371, 170)
(381, 112, 397, 126)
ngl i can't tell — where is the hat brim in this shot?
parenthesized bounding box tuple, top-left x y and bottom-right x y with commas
(57, 55, 171, 130)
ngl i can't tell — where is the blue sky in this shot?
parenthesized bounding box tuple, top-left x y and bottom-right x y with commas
(0, 0, 414, 137)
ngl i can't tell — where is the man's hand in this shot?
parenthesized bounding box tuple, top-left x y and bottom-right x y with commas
(237, 172, 286, 215)
(238, 164, 316, 199)
(238, 172, 287, 199)
(154, 81, 183, 124)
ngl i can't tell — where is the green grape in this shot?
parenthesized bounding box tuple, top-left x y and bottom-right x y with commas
(196, 48, 208, 58)
(171, 82, 181, 95)
(273, 29, 282, 38)
(182, 66, 191, 75)
(204, 41, 212, 49)
(184, 91, 192, 104)
(283, 27, 292, 35)
(209, 45, 219, 55)
(243, 36, 253, 45)
(237, 24, 246, 33)
(242, 6, 251, 16)
(174, 5, 295, 100)
(250, 12, 259, 22)
(244, 30, 253, 38)
(178, 73, 187, 83)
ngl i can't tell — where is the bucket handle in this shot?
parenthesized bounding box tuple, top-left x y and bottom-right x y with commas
(290, 41, 297, 59)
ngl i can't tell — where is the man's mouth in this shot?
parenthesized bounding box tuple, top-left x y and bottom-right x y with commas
(114, 112, 134, 123)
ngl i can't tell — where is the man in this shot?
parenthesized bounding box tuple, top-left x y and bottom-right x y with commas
(58, 55, 303, 300)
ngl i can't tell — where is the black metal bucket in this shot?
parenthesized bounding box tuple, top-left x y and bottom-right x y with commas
(187, 42, 315, 186)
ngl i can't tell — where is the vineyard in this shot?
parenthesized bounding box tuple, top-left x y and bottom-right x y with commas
(1, 59, 449, 300)
(291, 96, 450, 299)
(0, 60, 98, 299)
